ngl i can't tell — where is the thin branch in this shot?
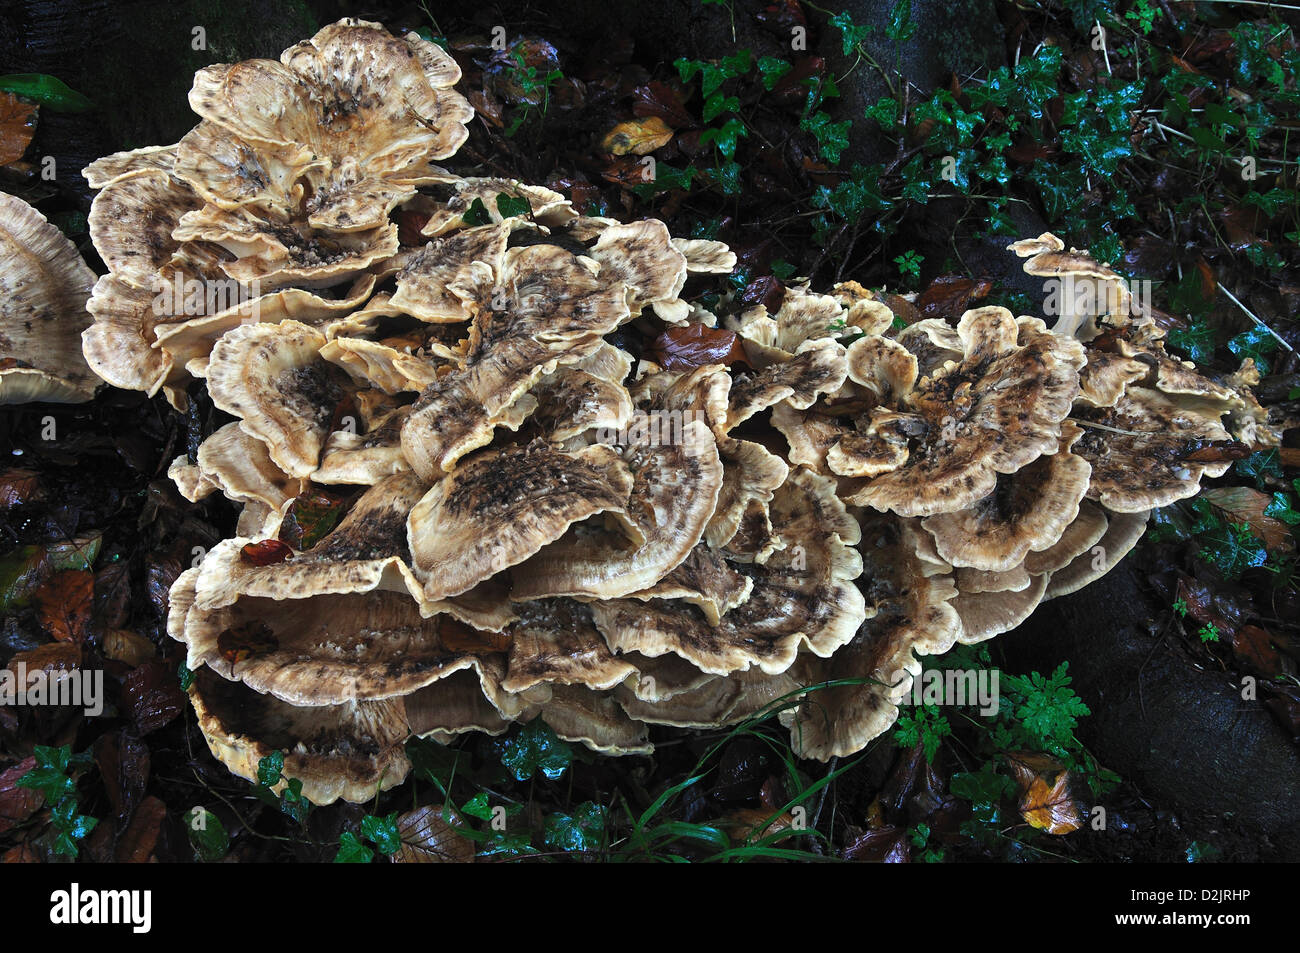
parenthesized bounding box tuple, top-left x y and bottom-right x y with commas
(1217, 283, 1296, 354)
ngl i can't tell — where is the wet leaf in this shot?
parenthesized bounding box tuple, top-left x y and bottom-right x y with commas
(842, 826, 910, 862)
(32, 569, 93, 643)
(544, 802, 607, 851)
(114, 795, 165, 862)
(361, 812, 402, 855)
(122, 661, 185, 735)
(240, 539, 293, 566)
(631, 81, 692, 128)
(0, 758, 43, 836)
(0, 535, 101, 613)
(93, 561, 132, 630)
(278, 490, 347, 551)
(0, 92, 36, 165)
(0, 468, 41, 509)
(648, 324, 750, 370)
(7, 642, 81, 682)
(1174, 574, 1250, 637)
(0, 74, 92, 112)
(257, 751, 285, 787)
(738, 275, 784, 313)
(1229, 624, 1283, 677)
(496, 719, 572, 781)
(334, 831, 373, 863)
(94, 731, 149, 825)
(1200, 486, 1295, 552)
(102, 629, 155, 667)
(917, 275, 993, 322)
(187, 809, 229, 862)
(394, 805, 474, 863)
(1019, 771, 1083, 834)
(602, 116, 674, 156)
(467, 88, 504, 128)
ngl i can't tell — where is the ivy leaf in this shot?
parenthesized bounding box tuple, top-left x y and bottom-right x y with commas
(1235, 450, 1283, 489)
(278, 780, 310, 824)
(801, 111, 852, 164)
(256, 751, 285, 787)
(951, 762, 1015, 820)
(496, 720, 573, 781)
(361, 812, 402, 856)
(0, 73, 93, 112)
(187, 810, 230, 862)
(543, 802, 607, 852)
(1265, 492, 1300, 527)
(757, 56, 792, 91)
(885, 0, 916, 43)
(701, 93, 739, 124)
(1226, 325, 1278, 376)
(707, 159, 743, 195)
(1167, 319, 1217, 365)
(829, 11, 872, 56)
(496, 193, 532, 219)
(720, 50, 752, 78)
(698, 117, 747, 159)
(864, 95, 900, 131)
(462, 197, 491, 226)
(334, 831, 374, 863)
(461, 792, 495, 821)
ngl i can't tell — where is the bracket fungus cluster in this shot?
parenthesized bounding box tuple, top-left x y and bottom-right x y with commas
(76, 20, 1275, 802)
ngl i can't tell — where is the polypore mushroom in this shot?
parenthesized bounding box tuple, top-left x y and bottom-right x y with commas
(187, 667, 411, 805)
(0, 193, 97, 403)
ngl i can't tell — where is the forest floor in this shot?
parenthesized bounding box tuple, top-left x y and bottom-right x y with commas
(0, 0, 1297, 862)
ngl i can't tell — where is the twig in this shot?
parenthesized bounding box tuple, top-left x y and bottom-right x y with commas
(1217, 283, 1296, 354)
(1070, 418, 1148, 437)
(1097, 22, 1112, 75)
(808, 756, 838, 857)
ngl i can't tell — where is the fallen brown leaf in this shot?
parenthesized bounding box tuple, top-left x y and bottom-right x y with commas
(0, 468, 41, 509)
(103, 629, 156, 667)
(1200, 486, 1295, 551)
(122, 661, 185, 735)
(394, 805, 475, 863)
(0, 758, 43, 836)
(602, 116, 674, 156)
(467, 88, 504, 128)
(33, 569, 94, 643)
(95, 731, 150, 825)
(2, 843, 39, 863)
(7, 642, 81, 680)
(716, 807, 797, 845)
(1229, 624, 1283, 677)
(0, 92, 37, 166)
(842, 826, 910, 862)
(649, 324, 750, 370)
(1019, 772, 1083, 834)
(917, 275, 993, 322)
(115, 795, 166, 862)
(1006, 752, 1083, 835)
(631, 81, 692, 128)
